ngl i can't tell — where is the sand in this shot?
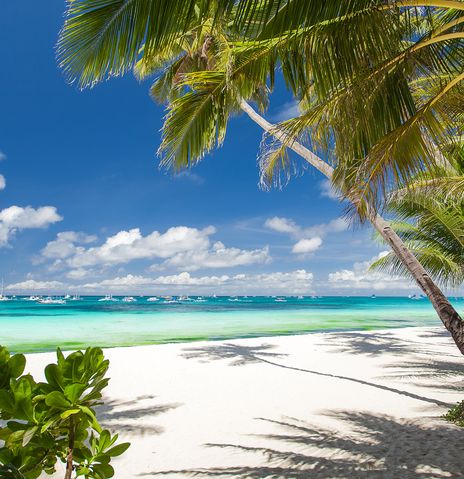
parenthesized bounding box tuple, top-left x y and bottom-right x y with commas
(28, 326, 464, 478)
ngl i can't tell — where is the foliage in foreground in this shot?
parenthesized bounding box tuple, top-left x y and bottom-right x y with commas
(443, 400, 464, 428)
(0, 346, 129, 479)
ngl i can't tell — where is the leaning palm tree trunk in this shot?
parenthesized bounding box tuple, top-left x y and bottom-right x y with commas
(240, 99, 464, 354)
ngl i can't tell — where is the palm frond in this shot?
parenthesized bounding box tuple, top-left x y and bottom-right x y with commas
(157, 72, 235, 171)
(371, 246, 464, 287)
(58, 0, 218, 88)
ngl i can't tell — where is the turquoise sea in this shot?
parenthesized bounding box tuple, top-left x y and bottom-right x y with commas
(1, 295, 462, 353)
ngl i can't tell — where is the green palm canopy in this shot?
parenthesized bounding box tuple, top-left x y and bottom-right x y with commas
(58, 0, 464, 218)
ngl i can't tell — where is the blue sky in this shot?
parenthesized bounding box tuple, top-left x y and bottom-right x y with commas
(0, 2, 423, 295)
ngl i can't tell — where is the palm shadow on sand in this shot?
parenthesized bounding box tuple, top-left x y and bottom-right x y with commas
(141, 412, 464, 478)
(181, 341, 457, 407)
(319, 328, 458, 358)
(96, 395, 181, 435)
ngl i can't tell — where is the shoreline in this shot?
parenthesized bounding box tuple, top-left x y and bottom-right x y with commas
(29, 326, 464, 478)
(8, 323, 444, 354)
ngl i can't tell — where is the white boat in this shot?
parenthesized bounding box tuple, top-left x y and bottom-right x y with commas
(297, 295, 304, 299)
(70, 295, 80, 301)
(122, 296, 136, 302)
(163, 299, 180, 304)
(38, 297, 66, 305)
(25, 295, 41, 301)
(146, 296, 160, 302)
(179, 295, 191, 301)
(98, 295, 118, 302)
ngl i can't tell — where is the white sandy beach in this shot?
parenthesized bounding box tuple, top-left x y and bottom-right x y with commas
(29, 326, 464, 478)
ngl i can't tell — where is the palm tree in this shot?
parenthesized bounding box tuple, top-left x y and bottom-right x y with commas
(57, 0, 464, 352)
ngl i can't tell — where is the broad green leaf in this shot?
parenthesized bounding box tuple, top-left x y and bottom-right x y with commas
(45, 391, 70, 409)
(92, 463, 114, 479)
(40, 417, 57, 433)
(64, 383, 87, 404)
(22, 426, 38, 447)
(44, 364, 64, 391)
(106, 442, 130, 457)
(60, 408, 81, 419)
(98, 430, 111, 450)
(0, 390, 14, 412)
(80, 406, 102, 433)
(9, 354, 26, 378)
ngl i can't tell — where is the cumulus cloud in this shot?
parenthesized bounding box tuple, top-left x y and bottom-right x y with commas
(6, 279, 65, 291)
(264, 215, 348, 255)
(42, 225, 270, 271)
(264, 217, 299, 234)
(292, 237, 322, 254)
(163, 242, 270, 271)
(319, 179, 339, 200)
(66, 268, 94, 280)
(42, 226, 213, 268)
(0, 206, 62, 247)
(303, 217, 348, 237)
(328, 251, 413, 291)
(41, 231, 97, 260)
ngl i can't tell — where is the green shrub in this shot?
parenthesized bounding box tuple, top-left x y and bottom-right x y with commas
(0, 346, 129, 479)
(443, 400, 464, 428)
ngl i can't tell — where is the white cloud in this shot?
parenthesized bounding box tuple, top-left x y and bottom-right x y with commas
(6, 279, 65, 291)
(319, 179, 339, 200)
(0, 206, 62, 246)
(0, 152, 6, 162)
(42, 225, 270, 272)
(232, 269, 313, 294)
(66, 268, 94, 280)
(42, 226, 213, 268)
(41, 231, 97, 260)
(264, 216, 348, 256)
(328, 251, 413, 291)
(163, 242, 270, 271)
(292, 237, 322, 254)
(264, 216, 299, 234)
(303, 217, 348, 237)
(0, 175, 5, 191)
(173, 171, 205, 185)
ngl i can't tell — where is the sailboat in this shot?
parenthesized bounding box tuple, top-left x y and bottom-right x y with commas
(0, 279, 10, 301)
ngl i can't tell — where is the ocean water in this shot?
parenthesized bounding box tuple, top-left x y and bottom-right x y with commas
(1, 295, 462, 353)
